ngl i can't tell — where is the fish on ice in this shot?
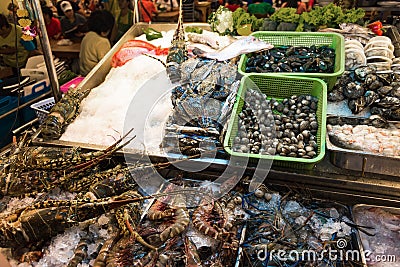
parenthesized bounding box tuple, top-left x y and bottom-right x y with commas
(194, 36, 274, 61)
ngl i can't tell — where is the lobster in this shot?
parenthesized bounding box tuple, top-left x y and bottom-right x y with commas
(0, 129, 135, 197)
(0, 190, 161, 249)
(40, 90, 86, 140)
(165, 0, 188, 84)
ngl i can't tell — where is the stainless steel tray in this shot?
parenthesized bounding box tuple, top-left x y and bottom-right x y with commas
(31, 22, 211, 153)
(352, 204, 400, 267)
(326, 135, 400, 177)
(326, 116, 400, 177)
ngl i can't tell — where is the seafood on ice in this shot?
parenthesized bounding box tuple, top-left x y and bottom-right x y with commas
(111, 39, 169, 67)
(187, 30, 234, 50)
(353, 206, 400, 267)
(327, 123, 400, 157)
(195, 36, 274, 61)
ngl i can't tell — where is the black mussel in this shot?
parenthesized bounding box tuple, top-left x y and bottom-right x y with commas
(348, 96, 368, 114)
(364, 73, 378, 86)
(270, 49, 285, 59)
(368, 115, 388, 128)
(377, 86, 392, 97)
(245, 66, 258, 73)
(317, 59, 328, 71)
(343, 82, 365, 99)
(369, 80, 383, 91)
(390, 108, 400, 120)
(370, 106, 392, 119)
(246, 57, 255, 66)
(285, 46, 296, 56)
(364, 91, 379, 107)
(376, 96, 400, 109)
(377, 73, 392, 85)
(390, 85, 400, 98)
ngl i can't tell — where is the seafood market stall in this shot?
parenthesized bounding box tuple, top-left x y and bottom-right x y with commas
(29, 23, 400, 203)
(1, 20, 400, 266)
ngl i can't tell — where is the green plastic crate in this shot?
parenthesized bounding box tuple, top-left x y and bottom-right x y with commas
(223, 74, 327, 170)
(238, 31, 345, 90)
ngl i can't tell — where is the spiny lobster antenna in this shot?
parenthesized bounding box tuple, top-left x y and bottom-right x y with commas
(173, 0, 184, 42)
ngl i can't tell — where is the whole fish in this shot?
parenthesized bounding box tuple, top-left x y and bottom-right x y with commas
(195, 36, 273, 61)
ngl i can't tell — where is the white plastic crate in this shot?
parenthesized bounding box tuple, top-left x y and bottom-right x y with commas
(30, 97, 55, 124)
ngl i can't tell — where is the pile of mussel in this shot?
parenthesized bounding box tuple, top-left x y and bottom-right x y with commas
(244, 45, 336, 73)
(329, 65, 400, 119)
(231, 88, 319, 158)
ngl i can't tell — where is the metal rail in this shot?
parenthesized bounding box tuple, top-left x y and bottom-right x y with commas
(31, 0, 61, 102)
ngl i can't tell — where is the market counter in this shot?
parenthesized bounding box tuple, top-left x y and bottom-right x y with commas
(49, 39, 81, 59)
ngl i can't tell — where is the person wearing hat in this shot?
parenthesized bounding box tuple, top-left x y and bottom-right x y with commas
(60, 0, 87, 39)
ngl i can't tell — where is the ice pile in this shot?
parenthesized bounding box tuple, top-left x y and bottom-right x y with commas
(60, 31, 176, 155)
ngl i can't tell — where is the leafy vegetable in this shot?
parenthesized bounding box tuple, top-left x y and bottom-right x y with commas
(185, 26, 203, 34)
(209, 7, 263, 35)
(300, 3, 365, 29)
(270, 8, 300, 24)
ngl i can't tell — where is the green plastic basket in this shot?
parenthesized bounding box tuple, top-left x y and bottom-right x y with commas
(238, 31, 345, 90)
(223, 74, 327, 170)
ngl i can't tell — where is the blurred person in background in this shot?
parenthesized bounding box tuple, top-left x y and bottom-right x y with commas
(7, 2, 18, 24)
(156, 0, 178, 11)
(225, 0, 241, 12)
(0, 14, 31, 72)
(60, 0, 88, 39)
(333, 0, 356, 9)
(247, 0, 275, 17)
(56, 0, 88, 17)
(115, 0, 134, 41)
(139, 0, 158, 22)
(42, 6, 63, 39)
(281, 0, 306, 14)
(305, 0, 314, 11)
(79, 10, 114, 76)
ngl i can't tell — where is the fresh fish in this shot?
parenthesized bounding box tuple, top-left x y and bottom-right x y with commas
(111, 40, 169, 67)
(196, 36, 273, 61)
(187, 31, 234, 50)
(339, 23, 372, 34)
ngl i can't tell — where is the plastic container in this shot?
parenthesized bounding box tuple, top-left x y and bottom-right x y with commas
(30, 97, 55, 124)
(0, 96, 20, 148)
(238, 31, 345, 90)
(60, 76, 85, 93)
(20, 79, 51, 124)
(223, 74, 327, 170)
